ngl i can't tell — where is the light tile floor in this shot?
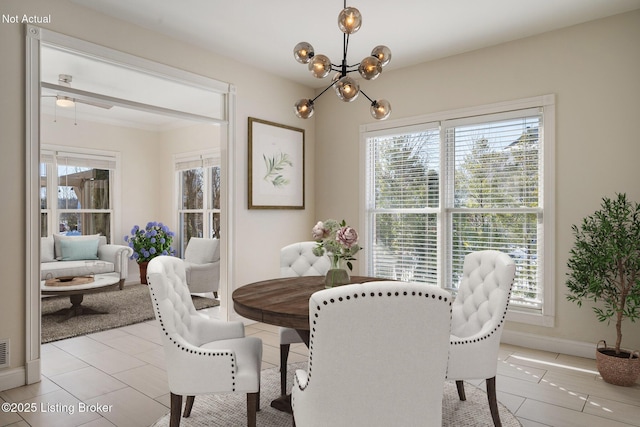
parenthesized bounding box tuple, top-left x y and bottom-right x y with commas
(1, 304, 639, 427)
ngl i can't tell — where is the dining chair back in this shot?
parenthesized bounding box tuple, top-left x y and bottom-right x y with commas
(447, 250, 516, 427)
(280, 241, 331, 277)
(278, 241, 331, 395)
(292, 281, 452, 427)
(147, 255, 262, 427)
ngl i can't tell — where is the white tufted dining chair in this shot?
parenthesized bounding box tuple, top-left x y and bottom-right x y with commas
(292, 281, 452, 427)
(278, 242, 331, 396)
(146, 256, 262, 427)
(447, 250, 516, 427)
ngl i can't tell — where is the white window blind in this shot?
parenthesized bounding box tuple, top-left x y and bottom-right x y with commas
(365, 104, 547, 314)
(175, 152, 220, 171)
(55, 151, 117, 170)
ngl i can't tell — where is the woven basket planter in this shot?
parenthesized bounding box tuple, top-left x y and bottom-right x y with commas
(596, 341, 640, 387)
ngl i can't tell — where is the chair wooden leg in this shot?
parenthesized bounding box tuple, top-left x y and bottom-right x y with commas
(183, 396, 195, 417)
(486, 377, 502, 427)
(170, 393, 182, 427)
(280, 344, 291, 395)
(455, 380, 466, 401)
(247, 392, 258, 427)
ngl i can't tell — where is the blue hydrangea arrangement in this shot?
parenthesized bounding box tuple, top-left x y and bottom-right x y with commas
(124, 222, 176, 263)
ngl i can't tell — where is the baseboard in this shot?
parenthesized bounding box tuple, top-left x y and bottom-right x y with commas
(502, 329, 597, 359)
(26, 358, 41, 385)
(0, 367, 25, 392)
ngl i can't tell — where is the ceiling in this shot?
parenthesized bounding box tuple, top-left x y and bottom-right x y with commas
(72, 0, 640, 89)
(48, 0, 640, 128)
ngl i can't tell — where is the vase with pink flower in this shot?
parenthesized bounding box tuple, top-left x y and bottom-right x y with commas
(312, 219, 361, 288)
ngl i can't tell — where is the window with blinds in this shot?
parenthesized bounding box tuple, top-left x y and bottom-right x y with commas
(365, 104, 549, 315)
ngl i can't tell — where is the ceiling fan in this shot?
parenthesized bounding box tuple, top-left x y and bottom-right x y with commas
(42, 74, 113, 109)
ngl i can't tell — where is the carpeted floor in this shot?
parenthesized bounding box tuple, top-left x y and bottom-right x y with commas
(41, 284, 219, 343)
(152, 362, 521, 427)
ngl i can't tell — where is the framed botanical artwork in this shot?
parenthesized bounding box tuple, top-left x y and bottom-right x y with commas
(248, 117, 305, 209)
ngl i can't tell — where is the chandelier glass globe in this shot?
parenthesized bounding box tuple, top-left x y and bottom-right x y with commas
(293, 42, 314, 64)
(358, 56, 382, 80)
(308, 54, 332, 78)
(370, 99, 391, 120)
(294, 99, 315, 119)
(335, 76, 360, 102)
(371, 45, 392, 67)
(338, 7, 362, 34)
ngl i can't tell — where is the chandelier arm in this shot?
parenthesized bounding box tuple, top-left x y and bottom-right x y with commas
(359, 89, 375, 104)
(343, 33, 349, 59)
(311, 80, 339, 103)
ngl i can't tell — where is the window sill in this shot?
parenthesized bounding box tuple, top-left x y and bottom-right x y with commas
(506, 308, 555, 327)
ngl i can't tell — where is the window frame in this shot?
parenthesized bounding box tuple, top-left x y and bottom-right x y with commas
(360, 95, 556, 327)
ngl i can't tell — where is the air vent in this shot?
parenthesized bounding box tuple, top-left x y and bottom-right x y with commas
(0, 339, 9, 369)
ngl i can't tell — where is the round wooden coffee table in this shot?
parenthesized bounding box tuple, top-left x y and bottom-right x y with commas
(41, 272, 121, 322)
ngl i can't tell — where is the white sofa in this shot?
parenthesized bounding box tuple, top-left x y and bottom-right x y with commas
(41, 235, 133, 289)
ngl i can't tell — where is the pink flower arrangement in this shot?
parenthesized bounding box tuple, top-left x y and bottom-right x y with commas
(312, 219, 361, 270)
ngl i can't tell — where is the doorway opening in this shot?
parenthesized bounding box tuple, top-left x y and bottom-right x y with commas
(26, 25, 236, 384)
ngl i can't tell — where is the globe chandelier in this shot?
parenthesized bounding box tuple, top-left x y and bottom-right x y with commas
(293, 1, 392, 120)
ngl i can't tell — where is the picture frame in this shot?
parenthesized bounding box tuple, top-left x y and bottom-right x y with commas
(248, 117, 305, 209)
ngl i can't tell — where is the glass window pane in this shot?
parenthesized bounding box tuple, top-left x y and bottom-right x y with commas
(452, 117, 540, 209)
(450, 212, 540, 307)
(371, 213, 438, 284)
(181, 212, 203, 248)
(209, 166, 221, 210)
(181, 169, 203, 209)
(41, 213, 48, 237)
(372, 131, 440, 209)
(209, 212, 221, 239)
(40, 163, 47, 209)
(59, 212, 111, 242)
(57, 166, 110, 210)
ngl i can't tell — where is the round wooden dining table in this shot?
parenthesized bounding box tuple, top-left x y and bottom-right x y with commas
(232, 275, 385, 345)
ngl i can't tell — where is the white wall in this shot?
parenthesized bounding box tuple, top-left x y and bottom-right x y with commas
(314, 10, 640, 352)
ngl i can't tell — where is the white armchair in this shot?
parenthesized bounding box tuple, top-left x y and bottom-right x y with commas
(292, 281, 452, 427)
(278, 242, 330, 395)
(146, 256, 262, 427)
(183, 237, 220, 298)
(447, 250, 516, 427)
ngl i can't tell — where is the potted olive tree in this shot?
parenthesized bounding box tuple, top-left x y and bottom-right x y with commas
(566, 193, 640, 386)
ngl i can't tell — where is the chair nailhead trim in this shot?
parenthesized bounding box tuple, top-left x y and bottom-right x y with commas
(147, 277, 238, 391)
(297, 288, 451, 392)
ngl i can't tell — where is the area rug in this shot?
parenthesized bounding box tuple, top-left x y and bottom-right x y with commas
(152, 362, 521, 427)
(41, 284, 219, 343)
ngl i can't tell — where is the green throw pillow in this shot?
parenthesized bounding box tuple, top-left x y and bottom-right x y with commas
(60, 238, 100, 261)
